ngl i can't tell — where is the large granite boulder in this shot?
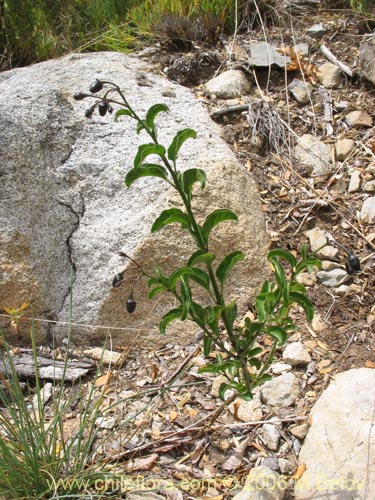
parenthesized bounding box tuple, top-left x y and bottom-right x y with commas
(0, 52, 268, 347)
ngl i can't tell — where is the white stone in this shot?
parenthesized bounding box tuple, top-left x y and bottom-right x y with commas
(233, 466, 285, 500)
(318, 62, 343, 88)
(294, 134, 333, 177)
(348, 170, 361, 193)
(336, 138, 355, 161)
(288, 79, 313, 104)
(278, 458, 295, 474)
(289, 422, 309, 439)
(205, 70, 251, 98)
(271, 362, 292, 375)
(360, 196, 375, 224)
(306, 228, 339, 259)
(282, 342, 311, 366)
(261, 372, 300, 407)
(364, 180, 375, 193)
(234, 392, 263, 422)
(295, 368, 375, 499)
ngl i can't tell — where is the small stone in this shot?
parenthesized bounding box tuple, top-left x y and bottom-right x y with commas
(318, 62, 343, 88)
(289, 423, 309, 439)
(296, 272, 317, 286)
(336, 138, 355, 161)
(283, 342, 311, 366)
(278, 457, 296, 474)
(345, 110, 373, 128)
(306, 228, 339, 259)
(321, 260, 337, 271)
(335, 101, 348, 112)
(317, 268, 348, 287)
(261, 372, 300, 408)
(205, 70, 251, 98)
(232, 466, 286, 500)
(96, 416, 117, 429)
(348, 170, 361, 193)
(294, 135, 332, 177)
(262, 456, 280, 471)
(233, 393, 263, 422)
(329, 175, 347, 194)
(288, 79, 313, 104)
(318, 359, 332, 370)
(306, 23, 327, 38)
(311, 313, 326, 332)
(271, 362, 293, 375)
(360, 196, 375, 224)
(261, 418, 282, 451)
(335, 284, 351, 294)
(364, 180, 375, 193)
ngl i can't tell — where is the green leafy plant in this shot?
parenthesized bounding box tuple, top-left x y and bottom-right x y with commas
(75, 80, 321, 401)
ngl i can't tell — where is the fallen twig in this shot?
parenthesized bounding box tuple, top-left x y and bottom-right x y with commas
(320, 44, 354, 78)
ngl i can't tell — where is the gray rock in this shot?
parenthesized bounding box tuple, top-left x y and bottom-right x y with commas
(317, 269, 348, 287)
(262, 456, 280, 472)
(294, 134, 333, 177)
(0, 52, 268, 347)
(205, 70, 250, 98)
(248, 42, 308, 68)
(345, 110, 373, 128)
(360, 196, 375, 224)
(295, 368, 375, 499)
(348, 170, 361, 193)
(336, 138, 355, 161)
(282, 342, 311, 366)
(261, 373, 300, 408)
(233, 466, 286, 500)
(359, 34, 375, 86)
(306, 23, 327, 39)
(271, 362, 292, 375)
(288, 79, 313, 104)
(318, 62, 343, 88)
(261, 418, 282, 451)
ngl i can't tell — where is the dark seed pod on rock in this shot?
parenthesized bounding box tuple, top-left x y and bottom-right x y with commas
(126, 294, 136, 313)
(85, 104, 96, 118)
(112, 273, 124, 288)
(98, 102, 108, 116)
(90, 79, 103, 93)
(345, 254, 361, 275)
(73, 92, 87, 100)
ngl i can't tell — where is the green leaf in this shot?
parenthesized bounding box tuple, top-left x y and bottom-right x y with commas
(205, 305, 223, 334)
(182, 168, 207, 200)
(289, 292, 314, 321)
(268, 257, 287, 291)
(159, 307, 182, 334)
(249, 358, 262, 369)
(267, 249, 297, 268)
(295, 257, 322, 275)
(188, 251, 216, 267)
(134, 144, 166, 169)
(203, 334, 213, 356)
(189, 268, 210, 291)
(125, 164, 169, 187)
(136, 120, 147, 134)
(218, 382, 230, 401)
(202, 209, 238, 240)
(168, 128, 197, 162)
(190, 302, 206, 328)
(115, 109, 134, 121)
(151, 208, 191, 233)
(180, 276, 191, 321)
(266, 326, 287, 345)
(216, 251, 245, 286)
(148, 285, 166, 299)
(146, 103, 169, 130)
(169, 267, 191, 289)
(224, 301, 238, 331)
(252, 374, 272, 389)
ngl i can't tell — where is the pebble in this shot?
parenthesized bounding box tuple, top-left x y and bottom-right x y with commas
(289, 423, 309, 439)
(262, 456, 280, 471)
(261, 372, 300, 408)
(294, 135, 333, 177)
(336, 138, 355, 161)
(306, 228, 339, 259)
(232, 466, 286, 500)
(321, 260, 337, 271)
(271, 362, 293, 375)
(348, 170, 361, 193)
(306, 23, 327, 38)
(311, 313, 326, 332)
(345, 110, 373, 128)
(360, 196, 375, 224)
(317, 268, 348, 287)
(205, 70, 251, 98)
(296, 272, 317, 286)
(233, 393, 263, 422)
(278, 457, 296, 474)
(288, 79, 313, 104)
(364, 180, 375, 193)
(282, 342, 311, 366)
(318, 62, 343, 88)
(261, 417, 282, 451)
